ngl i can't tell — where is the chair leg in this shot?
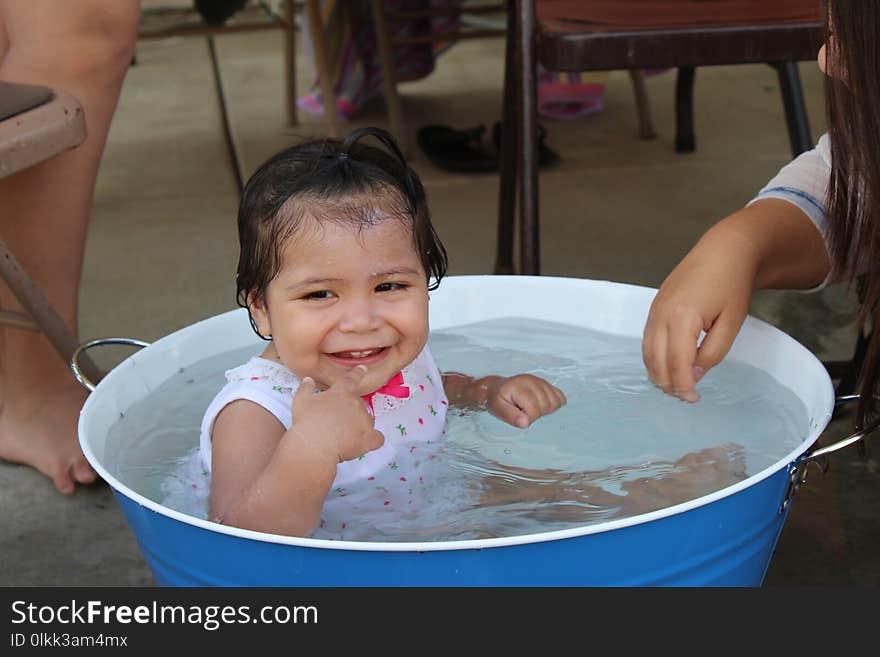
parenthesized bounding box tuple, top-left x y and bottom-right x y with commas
(517, 0, 539, 275)
(0, 239, 101, 385)
(370, 0, 409, 154)
(495, 0, 518, 275)
(628, 70, 656, 140)
(305, 0, 339, 138)
(675, 66, 696, 153)
(772, 61, 812, 157)
(283, 0, 298, 127)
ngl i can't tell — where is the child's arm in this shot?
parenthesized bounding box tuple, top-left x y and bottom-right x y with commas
(209, 365, 383, 537)
(642, 198, 830, 403)
(442, 372, 566, 428)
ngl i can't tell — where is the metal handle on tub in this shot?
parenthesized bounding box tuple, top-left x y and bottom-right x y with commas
(70, 337, 151, 393)
(780, 394, 880, 513)
(802, 394, 880, 460)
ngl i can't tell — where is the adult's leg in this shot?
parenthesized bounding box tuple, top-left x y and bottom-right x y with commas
(0, 0, 140, 494)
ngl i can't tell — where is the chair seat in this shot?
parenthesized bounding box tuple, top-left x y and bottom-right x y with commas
(0, 82, 85, 178)
(537, 0, 823, 70)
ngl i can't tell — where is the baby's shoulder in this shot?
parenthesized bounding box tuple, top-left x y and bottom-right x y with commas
(224, 355, 301, 393)
(201, 356, 297, 439)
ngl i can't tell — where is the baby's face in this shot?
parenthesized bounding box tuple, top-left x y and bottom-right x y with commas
(251, 214, 430, 396)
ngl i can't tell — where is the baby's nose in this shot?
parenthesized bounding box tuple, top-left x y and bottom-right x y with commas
(338, 297, 380, 332)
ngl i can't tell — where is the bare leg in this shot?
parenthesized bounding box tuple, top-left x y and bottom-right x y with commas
(0, 0, 140, 494)
(478, 444, 748, 520)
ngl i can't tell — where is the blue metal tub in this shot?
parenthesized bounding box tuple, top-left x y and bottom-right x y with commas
(76, 276, 845, 586)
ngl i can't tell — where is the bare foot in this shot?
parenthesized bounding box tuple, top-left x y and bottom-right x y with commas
(0, 380, 98, 494)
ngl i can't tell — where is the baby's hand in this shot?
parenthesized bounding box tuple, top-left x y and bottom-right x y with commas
(290, 365, 384, 463)
(486, 374, 566, 428)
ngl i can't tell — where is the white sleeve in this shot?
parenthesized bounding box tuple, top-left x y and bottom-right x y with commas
(747, 133, 832, 290)
(198, 380, 292, 474)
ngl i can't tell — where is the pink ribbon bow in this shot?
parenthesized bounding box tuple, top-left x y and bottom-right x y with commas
(362, 371, 410, 415)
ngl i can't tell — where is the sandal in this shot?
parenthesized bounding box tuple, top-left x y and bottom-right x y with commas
(417, 123, 561, 173)
(492, 121, 561, 168)
(417, 124, 498, 173)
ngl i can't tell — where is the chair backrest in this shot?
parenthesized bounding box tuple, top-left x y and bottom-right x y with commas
(536, 0, 824, 71)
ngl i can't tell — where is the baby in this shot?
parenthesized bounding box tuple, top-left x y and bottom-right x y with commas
(199, 127, 566, 537)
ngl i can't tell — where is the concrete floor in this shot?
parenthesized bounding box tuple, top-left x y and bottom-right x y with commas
(2, 10, 878, 586)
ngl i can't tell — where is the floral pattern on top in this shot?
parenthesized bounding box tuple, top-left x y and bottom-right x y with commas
(199, 345, 450, 539)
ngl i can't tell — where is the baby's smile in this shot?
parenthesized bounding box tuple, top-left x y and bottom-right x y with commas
(325, 346, 390, 366)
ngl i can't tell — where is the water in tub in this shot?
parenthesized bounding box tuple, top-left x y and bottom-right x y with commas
(103, 317, 810, 542)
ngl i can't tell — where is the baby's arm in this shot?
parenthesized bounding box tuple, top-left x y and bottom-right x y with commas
(442, 372, 566, 428)
(209, 400, 338, 536)
(209, 365, 383, 537)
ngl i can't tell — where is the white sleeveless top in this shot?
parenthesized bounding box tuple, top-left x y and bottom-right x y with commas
(199, 346, 449, 488)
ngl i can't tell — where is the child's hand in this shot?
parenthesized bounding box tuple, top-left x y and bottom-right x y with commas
(290, 365, 384, 463)
(641, 228, 755, 402)
(642, 199, 830, 403)
(486, 374, 566, 428)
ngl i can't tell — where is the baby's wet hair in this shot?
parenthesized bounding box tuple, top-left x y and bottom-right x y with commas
(235, 127, 448, 327)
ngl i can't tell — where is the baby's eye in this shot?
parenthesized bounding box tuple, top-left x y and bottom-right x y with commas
(303, 290, 334, 300)
(375, 282, 408, 293)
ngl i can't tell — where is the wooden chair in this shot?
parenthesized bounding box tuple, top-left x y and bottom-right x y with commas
(497, 0, 824, 276)
(0, 82, 101, 383)
(498, 1, 870, 424)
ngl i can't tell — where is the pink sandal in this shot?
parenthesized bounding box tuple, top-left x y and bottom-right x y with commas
(538, 66, 606, 120)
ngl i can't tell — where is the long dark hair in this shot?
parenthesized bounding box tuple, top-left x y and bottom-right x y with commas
(235, 127, 448, 336)
(824, 0, 880, 426)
